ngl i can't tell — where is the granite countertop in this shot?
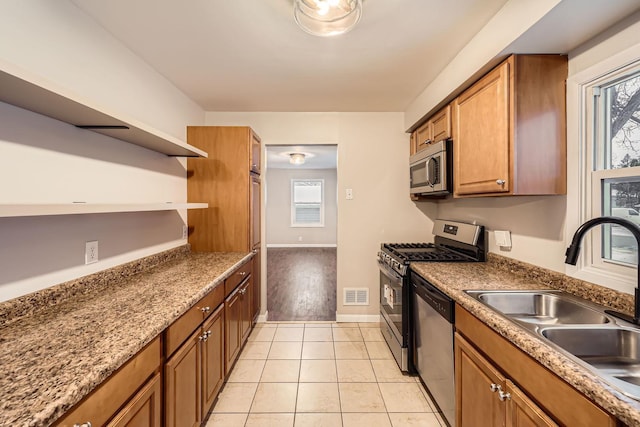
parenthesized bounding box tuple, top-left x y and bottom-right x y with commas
(0, 247, 252, 426)
(411, 255, 640, 427)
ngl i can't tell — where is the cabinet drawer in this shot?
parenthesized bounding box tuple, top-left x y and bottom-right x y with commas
(165, 285, 224, 357)
(55, 337, 160, 427)
(225, 261, 252, 296)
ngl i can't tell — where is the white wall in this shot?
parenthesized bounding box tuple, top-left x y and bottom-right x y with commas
(206, 112, 437, 318)
(0, 1, 205, 302)
(266, 168, 337, 246)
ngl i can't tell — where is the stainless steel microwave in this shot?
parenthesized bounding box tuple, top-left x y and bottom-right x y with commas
(409, 139, 452, 196)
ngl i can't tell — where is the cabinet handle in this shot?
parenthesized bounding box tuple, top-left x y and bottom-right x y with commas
(199, 334, 206, 341)
(496, 179, 506, 185)
(490, 383, 500, 393)
(252, 249, 258, 254)
(498, 390, 511, 401)
(74, 423, 92, 427)
(239, 271, 246, 277)
(200, 306, 211, 313)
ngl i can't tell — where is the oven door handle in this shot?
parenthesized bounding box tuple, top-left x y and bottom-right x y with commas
(377, 259, 403, 282)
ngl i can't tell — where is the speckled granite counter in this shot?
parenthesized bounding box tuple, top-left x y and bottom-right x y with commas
(411, 254, 640, 427)
(0, 246, 252, 426)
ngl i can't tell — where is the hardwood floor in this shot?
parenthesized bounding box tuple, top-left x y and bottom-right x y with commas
(267, 248, 336, 321)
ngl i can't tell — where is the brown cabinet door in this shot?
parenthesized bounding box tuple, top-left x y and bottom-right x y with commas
(506, 380, 558, 427)
(251, 130, 261, 174)
(225, 288, 242, 374)
(431, 104, 451, 142)
(107, 373, 161, 427)
(202, 305, 225, 418)
(415, 120, 432, 152)
(252, 248, 261, 321)
(240, 279, 252, 343)
(454, 59, 511, 196)
(165, 329, 202, 427)
(251, 175, 261, 249)
(455, 333, 506, 427)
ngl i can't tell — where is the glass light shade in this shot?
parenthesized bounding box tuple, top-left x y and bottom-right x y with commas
(294, 0, 362, 37)
(290, 153, 306, 165)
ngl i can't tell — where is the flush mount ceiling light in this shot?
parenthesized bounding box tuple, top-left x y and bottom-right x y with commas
(289, 152, 306, 165)
(294, 0, 363, 37)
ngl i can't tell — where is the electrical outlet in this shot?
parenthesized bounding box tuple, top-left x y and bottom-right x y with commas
(346, 188, 353, 200)
(182, 225, 188, 240)
(298, 236, 303, 242)
(495, 230, 512, 248)
(85, 240, 99, 264)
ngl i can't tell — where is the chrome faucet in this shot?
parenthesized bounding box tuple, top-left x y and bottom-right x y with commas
(565, 216, 640, 325)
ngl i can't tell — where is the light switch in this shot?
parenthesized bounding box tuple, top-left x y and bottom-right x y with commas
(495, 230, 512, 248)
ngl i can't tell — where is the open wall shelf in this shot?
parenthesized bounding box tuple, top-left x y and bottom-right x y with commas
(0, 61, 207, 158)
(0, 203, 209, 218)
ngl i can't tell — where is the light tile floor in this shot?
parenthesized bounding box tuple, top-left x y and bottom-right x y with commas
(207, 322, 447, 427)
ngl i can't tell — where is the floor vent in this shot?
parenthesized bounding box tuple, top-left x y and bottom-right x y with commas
(344, 288, 369, 306)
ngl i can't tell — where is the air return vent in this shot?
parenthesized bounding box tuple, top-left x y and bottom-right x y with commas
(343, 288, 369, 306)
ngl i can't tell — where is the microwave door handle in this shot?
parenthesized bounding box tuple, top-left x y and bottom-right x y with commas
(425, 157, 433, 187)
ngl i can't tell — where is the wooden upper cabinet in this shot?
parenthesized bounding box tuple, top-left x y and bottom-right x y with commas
(412, 104, 452, 155)
(187, 126, 261, 252)
(431, 104, 451, 143)
(453, 55, 567, 197)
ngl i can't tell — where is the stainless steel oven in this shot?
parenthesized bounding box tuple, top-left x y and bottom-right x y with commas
(378, 257, 408, 371)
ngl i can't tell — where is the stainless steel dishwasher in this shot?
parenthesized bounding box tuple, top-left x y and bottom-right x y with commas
(412, 270, 455, 427)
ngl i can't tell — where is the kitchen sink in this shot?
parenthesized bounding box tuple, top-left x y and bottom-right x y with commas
(466, 290, 611, 326)
(541, 327, 640, 388)
(464, 289, 640, 400)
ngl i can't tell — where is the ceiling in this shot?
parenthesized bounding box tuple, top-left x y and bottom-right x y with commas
(71, 0, 510, 112)
(267, 145, 337, 169)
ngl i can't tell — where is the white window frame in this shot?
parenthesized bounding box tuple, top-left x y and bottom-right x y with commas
(568, 42, 640, 294)
(291, 179, 325, 228)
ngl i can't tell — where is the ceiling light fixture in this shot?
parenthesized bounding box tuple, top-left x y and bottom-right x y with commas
(289, 152, 306, 165)
(293, 0, 362, 37)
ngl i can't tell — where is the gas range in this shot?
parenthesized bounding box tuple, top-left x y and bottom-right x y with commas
(377, 219, 485, 374)
(378, 220, 486, 276)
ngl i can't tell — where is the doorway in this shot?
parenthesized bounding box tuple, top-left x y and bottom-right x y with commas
(264, 145, 338, 321)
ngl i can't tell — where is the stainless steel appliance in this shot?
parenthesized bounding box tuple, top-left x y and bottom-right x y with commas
(409, 139, 452, 196)
(378, 219, 485, 426)
(378, 219, 485, 376)
(412, 271, 455, 426)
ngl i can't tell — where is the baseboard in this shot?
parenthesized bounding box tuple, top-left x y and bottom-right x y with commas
(335, 313, 381, 323)
(256, 311, 269, 323)
(266, 243, 337, 248)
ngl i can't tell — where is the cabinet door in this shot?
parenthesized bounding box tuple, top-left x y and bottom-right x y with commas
(202, 305, 225, 418)
(415, 120, 432, 152)
(431, 104, 451, 142)
(165, 329, 202, 427)
(251, 130, 261, 174)
(252, 248, 261, 321)
(455, 333, 506, 427)
(506, 380, 558, 427)
(251, 175, 261, 249)
(454, 60, 511, 196)
(225, 288, 242, 374)
(240, 279, 252, 343)
(107, 373, 161, 427)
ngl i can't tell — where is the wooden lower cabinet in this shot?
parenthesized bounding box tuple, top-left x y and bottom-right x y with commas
(455, 306, 618, 427)
(455, 333, 556, 427)
(202, 305, 225, 415)
(55, 338, 161, 427)
(225, 277, 252, 374)
(252, 248, 261, 322)
(107, 373, 162, 427)
(165, 305, 225, 427)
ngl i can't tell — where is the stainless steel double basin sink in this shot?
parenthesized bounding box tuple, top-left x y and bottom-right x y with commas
(465, 289, 640, 400)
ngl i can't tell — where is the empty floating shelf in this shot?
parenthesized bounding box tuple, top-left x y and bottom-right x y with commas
(0, 203, 209, 218)
(0, 60, 207, 158)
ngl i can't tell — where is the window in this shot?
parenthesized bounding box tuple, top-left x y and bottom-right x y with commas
(291, 179, 324, 227)
(583, 61, 640, 283)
